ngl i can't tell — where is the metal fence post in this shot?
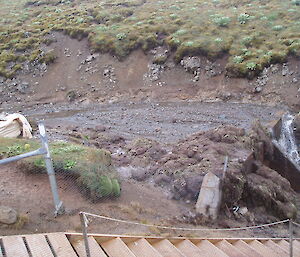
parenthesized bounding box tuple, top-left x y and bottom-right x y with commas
(80, 212, 91, 257)
(38, 121, 64, 216)
(289, 219, 293, 257)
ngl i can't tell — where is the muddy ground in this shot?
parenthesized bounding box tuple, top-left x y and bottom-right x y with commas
(0, 33, 299, 237)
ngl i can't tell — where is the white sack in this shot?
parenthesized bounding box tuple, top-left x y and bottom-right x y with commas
(0, 113, 33, 138)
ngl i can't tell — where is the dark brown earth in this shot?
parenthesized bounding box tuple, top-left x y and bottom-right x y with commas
(0, 33, 299, 238)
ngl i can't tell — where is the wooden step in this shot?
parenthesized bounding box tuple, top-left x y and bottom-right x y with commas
(277, 239, 300, 255)
(101, 237, 136, 257)
(72, 236, 107, 257)
(294, 240, 300, 249)
(151, 239, 187, 257)
(262, 239, 288, 256)
(174, 239, 207, 257)
(248, 239, 282, 257)
(46, 233, 78, 257)
(214, 239, 248, 257)
(194, 240, 229, 257)
(127, 238, 164, 257)
(231, 240, 264, 257)
(1, 236, 29, 257)
(25, 234, 53, 257)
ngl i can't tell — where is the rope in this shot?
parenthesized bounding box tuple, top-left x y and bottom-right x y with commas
(82, 212, 289, 232)
(293, 221, 300, 227)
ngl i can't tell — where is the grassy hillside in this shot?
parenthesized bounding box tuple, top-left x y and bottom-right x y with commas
(0, 0, 300, 78)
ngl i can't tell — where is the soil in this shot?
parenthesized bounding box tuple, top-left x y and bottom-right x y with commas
(0, 33, 299, 238)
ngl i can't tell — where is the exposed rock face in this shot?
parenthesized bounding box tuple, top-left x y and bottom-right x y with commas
(196, 172, 221, 219)
(0, 206, 18, 224)
(180, 56, 201, 72)
(243, 164, 297, 219)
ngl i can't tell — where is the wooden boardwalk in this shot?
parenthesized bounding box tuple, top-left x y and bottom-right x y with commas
(1, 232, 300, 256)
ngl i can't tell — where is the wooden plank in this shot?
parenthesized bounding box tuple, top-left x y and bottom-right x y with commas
(262, 240, 289, 256)
(195, 240, 229, 257)
(277, 239, 300, 255)
(151, 239, 187, 257)
(101, 237, 136, 257)
(248, 239, 282, 257)
(127, 238, 163, 257)
(232, 240, 264, 257)
(25, 234, 53, 257)
(2, 236, 29, 257)
(214, 239, 248, 257)
(72, 236, 107, 257)
(174, 239, 206, 257)
(46, 233, 77, 257)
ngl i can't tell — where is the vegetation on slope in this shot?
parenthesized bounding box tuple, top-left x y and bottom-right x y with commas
(0, 137, 121, 200)
(0, 0, 299, 78)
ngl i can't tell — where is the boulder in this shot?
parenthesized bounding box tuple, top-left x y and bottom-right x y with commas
(195, 172, 221, 219)
(0, 206, 18, 224)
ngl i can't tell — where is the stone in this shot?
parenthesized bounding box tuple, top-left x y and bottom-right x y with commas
(131, 169, 149, 181)
(154, 174, 172, 185)
(254, 86, 262, 93)
(282, 64, 289, 76)
(0, 206, 18, 224)
(181, 57, 201, 72)
(17, 82, 29, 94)
(292, 78, 298, 83)
(195, 172, 221, 219)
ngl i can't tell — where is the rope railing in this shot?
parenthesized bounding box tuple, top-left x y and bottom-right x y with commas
(81, 211, 290, 232)
(79, 211, 299, 257)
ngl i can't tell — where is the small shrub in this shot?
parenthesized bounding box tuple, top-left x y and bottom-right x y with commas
(233, 55, 243, 63)
(78, 171, 120, 200)
(246, 62, 256, 70)
(272, 25, 284, 31)
(213, 16, 231, 27)
(116, 33, 127, 40)
(291, 0, 300, 6)
(238, 13, 250, 24)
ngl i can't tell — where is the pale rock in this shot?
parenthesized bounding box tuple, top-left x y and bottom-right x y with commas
(0, 206, 18, 224)
(195, 172, 221, 219)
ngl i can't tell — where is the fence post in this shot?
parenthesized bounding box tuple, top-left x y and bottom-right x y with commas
(80, 212, 91, 257)
(38, 121, 64, 216)
(289, 219, 293, 257)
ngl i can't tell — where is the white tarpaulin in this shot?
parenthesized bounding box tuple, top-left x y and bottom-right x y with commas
(0, 113, 33, 138)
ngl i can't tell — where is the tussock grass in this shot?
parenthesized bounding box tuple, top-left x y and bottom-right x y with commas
(0, 0, 299, 78)
(0, 137, 121, 200)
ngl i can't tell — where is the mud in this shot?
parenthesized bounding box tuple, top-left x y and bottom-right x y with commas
(6, 101, 286, 144)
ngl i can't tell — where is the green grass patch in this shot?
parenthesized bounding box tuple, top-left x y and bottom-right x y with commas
(0, 137, 121, 200)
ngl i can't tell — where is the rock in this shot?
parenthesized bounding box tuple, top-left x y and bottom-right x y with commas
(270, 64, 279, 73)
(66, 91, 77, 102)
(238, 207, 248, 215)
(254, 86, 262, 93)
(131, 169, 150, 181)
(17, 82, 29, 94)
(154, 174, 171, 185)
(0, 206, 18, 224)
(181, 57, 201, 72)
(282, 64, 289, 76)
(195, 172, 221, 219)
(292, 78, 298, 83)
